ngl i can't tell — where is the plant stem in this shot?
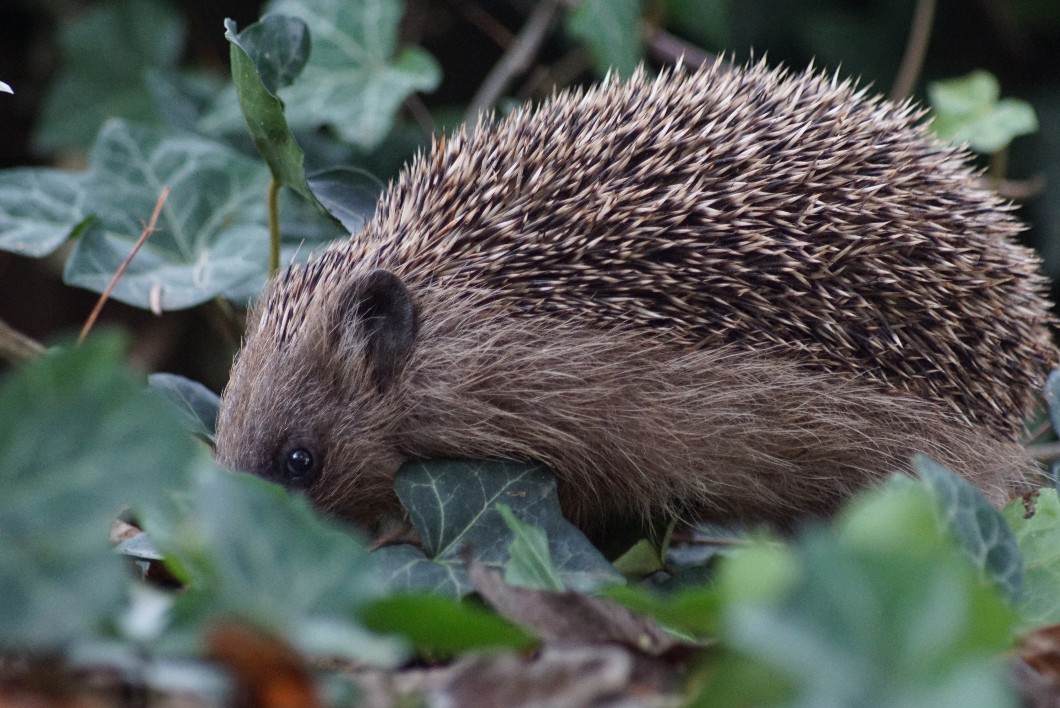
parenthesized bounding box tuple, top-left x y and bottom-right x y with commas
(0, 317, 44, 364)
(891, 0, 937, 101)
(268, 178, 281, 277)
(466, 0, 561, 120)
(80, 186, 169, 344)
(989, 148, 1009, 180)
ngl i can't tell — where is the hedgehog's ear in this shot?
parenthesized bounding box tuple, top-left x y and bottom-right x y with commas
(335, 269, 417, 388)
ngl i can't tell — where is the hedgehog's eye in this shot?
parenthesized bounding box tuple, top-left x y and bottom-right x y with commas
(283, 447, 319, 487)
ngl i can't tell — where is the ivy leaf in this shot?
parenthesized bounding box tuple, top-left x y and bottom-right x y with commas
(1003, 489, 1060, 629)
(360, 594, 534, 659)
(139, 465, 404, 665)
(145, 69, 227, 135)
(0, 168, 90, 257)
(33, 0, 186, 153)
(229, 15, 310, 94)
(305, 167, 381, 233)
(372, 460, 622, 595)
(62, 120, 271, 310)
(497, 504, 565, 591)
(225, 17, 375, 233)
(604, 584, 722, 640)
(0, 334, 197, 652)
(263, 0, 441, 150)
(704, 482, 1017, 706)
(914, 455, 1023, 602)
(225, 17, 313, 201)
(566, 0, 644, 77)
(148, 373, 220, 441)
(929, 70, 1038, 154)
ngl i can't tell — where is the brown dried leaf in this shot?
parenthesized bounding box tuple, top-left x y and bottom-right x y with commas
(468, 559, 679, 655)
(437, 646, 633, 708)
(206, 622, 319, 708)
(1016, 623, 1060, 707)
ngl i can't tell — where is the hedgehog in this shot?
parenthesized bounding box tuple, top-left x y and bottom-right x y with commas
(215, 58, 1056, 534)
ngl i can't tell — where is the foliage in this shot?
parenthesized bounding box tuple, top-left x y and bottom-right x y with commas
(929, 70, 1039, 154)
(372, 459, 622, 595)
(702, 483, 1019, 707)
(2, 339, 1055, 703)
(0, 334, 194, 651)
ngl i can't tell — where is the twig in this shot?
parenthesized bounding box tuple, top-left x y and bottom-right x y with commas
(79, 186, 169, 345)
(515, 48, 591, 101)
(0, 317, 44, 364)
(404, 94, 436, 136)
(450, 0, 516, 47)
(1027, 441, 1060, 463)
(978, 173, 1047, 201)
(1025, 417, 1055, 446)
(466, 0, 561, 120)
(645, 26, 716, 69)
(891, 0, 937, 101)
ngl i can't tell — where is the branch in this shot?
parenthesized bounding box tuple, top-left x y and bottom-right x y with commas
(891, 0, 937, 101)
(645, 26, 715, 69)
(79, 186, 169, 344)
(0, 317, 44, 365)
(466, 0, 561, 120)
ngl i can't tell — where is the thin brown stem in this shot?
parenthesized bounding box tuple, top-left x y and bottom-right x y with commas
(1027, 441, 1060, 463)
(988, 148, 1009, 180)
(450, 0, 516, 47)
(466, 0, 561, 120)
(79, 186, 170, 345)
(981, 173, 1047, 201)
(1025, 417, 1055, 446)
(0, 317, 44, 364)
(404, 94, 436, 136)
(891, 0, 937, 101)
(645, 26, 715, 69)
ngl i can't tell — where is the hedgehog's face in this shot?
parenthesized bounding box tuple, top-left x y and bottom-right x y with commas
(215, 269, 418, 529)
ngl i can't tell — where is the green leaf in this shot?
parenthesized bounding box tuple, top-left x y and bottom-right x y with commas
(229, 15, 311, 94)
(360, 594, 535, 659)
(612, 538, 666, 578)
(33, 0, 186, 153)
(604, 584, 722, 640)
(305, 167, 381, 233)
(224, 16, 374, 233)
(1003, 489, 1060, 629)
(148, 373, 220, 441)
(146, 69, 227, 135)
(372, 460, 622, 595)
(261, 0, 441, 149)
(496, 504, 565, 591)
(704, 483, 1017, 707)
(915, 455, 1023, 602)
(566, 0, 644, 77)
(0, 168, 90, 257)
(225, 17, 313, 201)
(0, 334, 197, 651)
(139, 464, 404, 665)
(61, 120, 272, 310)
(929, 70, 1039, 153)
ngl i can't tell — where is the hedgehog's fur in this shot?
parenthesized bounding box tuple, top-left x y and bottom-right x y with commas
(216, 59, 1056, 532)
